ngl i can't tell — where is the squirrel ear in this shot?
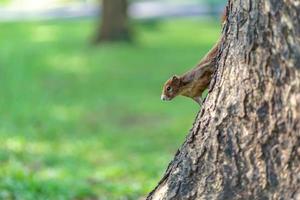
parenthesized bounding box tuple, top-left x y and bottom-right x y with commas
(172, 75, 179, 80)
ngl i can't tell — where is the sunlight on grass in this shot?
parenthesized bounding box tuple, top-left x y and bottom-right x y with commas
(4, 138, 24, 153)
(48, 55, 90, 75)
(0, 18, 220, 200)
(31, 25, 58, 42)
(37, 167, 65, 180)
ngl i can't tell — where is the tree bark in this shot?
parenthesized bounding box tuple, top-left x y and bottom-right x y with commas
(94, 0, 130, 43)
(147, 0, 300, 199)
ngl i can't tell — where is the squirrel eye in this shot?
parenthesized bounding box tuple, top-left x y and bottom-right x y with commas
(167, 86, 172, 92)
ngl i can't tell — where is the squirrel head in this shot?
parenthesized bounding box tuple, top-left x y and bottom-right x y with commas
(161, 75, 181, 101)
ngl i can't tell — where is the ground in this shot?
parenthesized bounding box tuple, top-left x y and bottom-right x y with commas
(0, 18, 219, 200)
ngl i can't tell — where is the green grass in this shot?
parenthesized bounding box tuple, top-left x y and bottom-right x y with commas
(0, 18, 220, 200)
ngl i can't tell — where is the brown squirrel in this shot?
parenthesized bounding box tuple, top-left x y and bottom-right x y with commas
(160, 40, 221, 105)
(161, 11, 226, 105)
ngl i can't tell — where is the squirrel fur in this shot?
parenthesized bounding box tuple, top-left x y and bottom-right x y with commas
(161, 11, 226, 105)
(161, 40, 221, 105)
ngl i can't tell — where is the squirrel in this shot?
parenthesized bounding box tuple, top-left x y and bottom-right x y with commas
(160, 11, 226, 105)
(160, 40, 221, 105)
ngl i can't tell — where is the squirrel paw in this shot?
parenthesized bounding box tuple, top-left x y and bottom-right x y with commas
(193, 97, 203, 106)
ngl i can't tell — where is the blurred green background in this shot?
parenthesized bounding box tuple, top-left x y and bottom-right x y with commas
(0, 0, 222, 199)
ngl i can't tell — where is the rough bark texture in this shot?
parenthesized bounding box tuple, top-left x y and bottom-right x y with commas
(147, 0, 300, 199)
(94, 0, 130, 43)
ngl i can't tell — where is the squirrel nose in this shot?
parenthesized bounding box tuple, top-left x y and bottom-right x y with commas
(161, 95, 167, 101)
(161, 95, 170, 101)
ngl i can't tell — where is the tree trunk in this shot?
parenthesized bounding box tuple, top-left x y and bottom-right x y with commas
(147, 0, 300, 199)
(94, 0, 130, 43)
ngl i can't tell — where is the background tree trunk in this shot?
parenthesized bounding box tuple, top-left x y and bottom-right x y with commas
(94, 0, 130, 43)
(147, 0, 300, 199)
